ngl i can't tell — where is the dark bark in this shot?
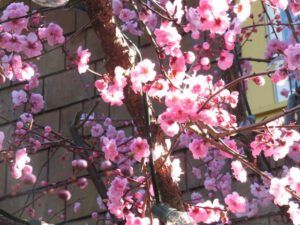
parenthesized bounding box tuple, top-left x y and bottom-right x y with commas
(82, 0, 184, 210)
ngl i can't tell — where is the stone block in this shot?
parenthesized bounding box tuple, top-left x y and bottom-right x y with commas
(46, 9, 76, 35)
(34, 48, 65, 77)
(86, 28, 105, 61)
(59, 103, 83, 137)
(44, 69, 93, 110)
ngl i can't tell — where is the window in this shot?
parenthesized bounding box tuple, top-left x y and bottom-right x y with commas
(264, 4, 298, 102)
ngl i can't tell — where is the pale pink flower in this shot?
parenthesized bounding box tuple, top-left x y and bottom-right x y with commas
(191, 192, 203, 203)
(284, 44, 300, 70)
(148, 79, 169, 98)
(154, 22, 182, 57)
(77, 177, 88, 189)
(271, 70, 288, 85)
(251, 76, 265, 86)
(11, 148, 30, 179)
(130, 137, 150, 162)
(217, 50, 234, 71)
(158, 112, 180, 137)
(192, 167, 202, 180)
(231, 160, 247, 183)
(76, 46, 91, 74)
(72, 159, 88, 170)
(189, 199, 224, 223)
(171, 158, 182, 183)
(107, 176, 128, 218)
(269, 177, 291, 206)
(130, 59, 156, 93)
(45, 23, 65, 46)
(125, 213, 150, 225)
(234, 0, 251, 22)
(0, 131, 4, 150)
(73, 202, 81, 213)
(57, 190, 72, 201)
(288, 167, 300, 195)
(269, 0, 288, 10)
(12, 89, 27, 107)
(29, 93, 44, 114)
(112, 0, 123, 15)
(102, 137, 119, 161)
(288, 201, 300, 225)
(119, 9, 136, 22)
(225, 192, 247, 214)
(188, 139, 209, 159)
(23, 32, 43, 58)
(1, 2, 29, 34)
(224, 30, 236, 50)
(91, 123, 104, 137)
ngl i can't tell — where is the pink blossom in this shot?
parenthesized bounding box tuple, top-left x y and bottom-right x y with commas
(265, 39, 288, 58)
(0, 131, 4, 150)
(224, 30, 236, 51)
(217, 50, 234, 71)
(112, 0, 123, 15)
(191, 192, 203, 203)
(29, 93, 44, 114)
(102, 137, 119, 161)
(189, 139, 209, 159)
(1, 3, 29, 34)
(284, 44, 300, 70)
(23, 32, 43, 58)
(189, 199, 224, 223)
(119, 9, 136, 22)
(148, 79, 169, 98)
(11, 148, 30, 179)
(280, 88, 289, 97)
(130, 137, 150, 162)
(77, 177, 89, 189)
(269, 177, 291, 206)
(165, 0, 184, 23)
(76, 46, 91, 74)
(2, 33, 26, 53)
(158, 111, 180, 137)
(271, 70, 288, 85)
(251, 76, 265, 86)
(97, 67, 127, 106)
(91, 123, 104, 137)
(12, 89, 27, 107)
(73, 202, 81, 213)
(121, 21, 143, 36)
(225, 192, 247, 214)
(154, 22, 182, 57)
(130, 59, 156, 93)
(57, 190, 72, 201)
(231, 160, 247, 183)
(171, 158, 182, 183)
(22, 173, 37, 185)
(72, 159, 88, 170)
(269, 0, 288, 10)
(288, 201, 300, 225)
(234, 0, 251, 22)
(125, 213, 150, 225)
(2, 54, 23, 81)
(184, 7, 201, 39)
(288, 167, 300, 195)
(107, 176, 128, 218)
(45, 23, 65, 46)
(192, 167, 202, 180)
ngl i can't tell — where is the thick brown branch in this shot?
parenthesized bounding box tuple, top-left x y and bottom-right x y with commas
(82, 0, 185, 210)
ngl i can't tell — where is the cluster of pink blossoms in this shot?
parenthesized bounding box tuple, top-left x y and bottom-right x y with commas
(251, 126, 300, 161)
